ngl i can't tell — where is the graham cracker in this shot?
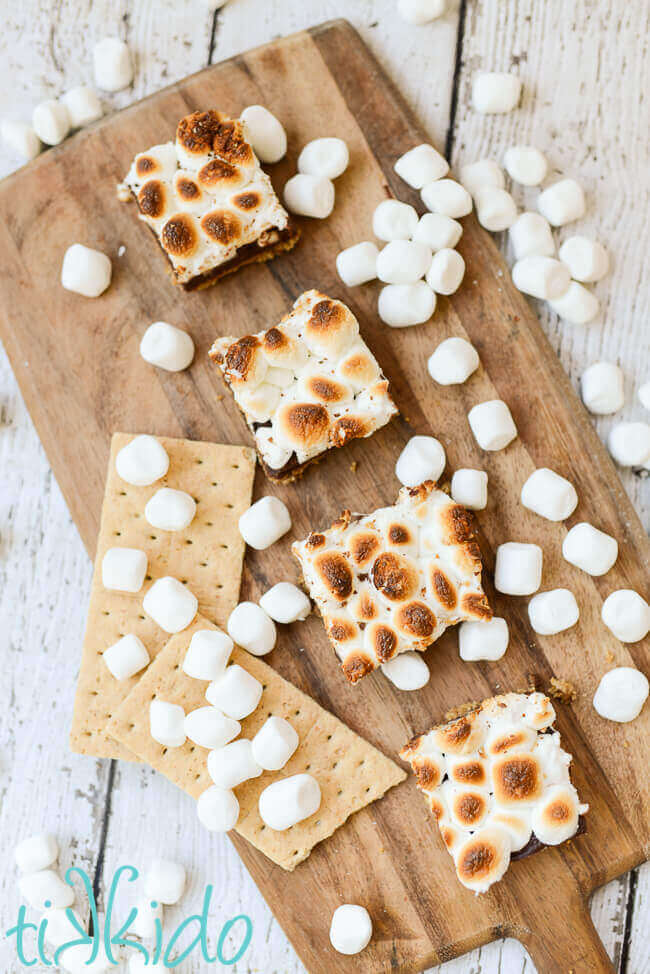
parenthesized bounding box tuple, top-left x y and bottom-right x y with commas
(107, 615, 406, 870)
(71, 434, 256, 761)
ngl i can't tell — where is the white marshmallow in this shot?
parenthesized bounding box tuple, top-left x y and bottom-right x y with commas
(206, 664, 263, 720)
(558, 236, 609, 283)
(93, 37, 134, 92)
(475, 187, 518, 232)
(182, 628, 233, 682)
(397, 0, 446, 24)
(197, 786, 240, 832)
(140, 321, 194, 372)
(593, 667, 649, 723)
(61, 243, 112, 297)
(528, 589, 579, 635)
(143, 577, 198, 633)
(336, 242, 379, 286)
(562, 522, 618, 576)
(115, 435, 169, 486)
(1, 120, 41, 161)
(395, 435, 446, 487)
(378, 282, 436, 327)
(59, 942, 114, 973)
(145, 487, 196, 531)
(467, 399, 517, 451)
(503, 146, 548, 186)
(298, 138, 349, 180)
(459, 159, 505, 198)
(451, 469, 488, 510)
(413, 212, 462, 251)
(537, 178, 586, 226)
(329, 904, 373, 955)
(381, 651, 430, 690)
(601, 590, 650, 643)
(530, 786, 583, 846)
(472, 72, 522, 114)
(520, 467, 578, 521)
(421, 179, 472, 218)
(638, 381, 650, 411)
(43, 906, 84, 948)
(207, 738, 263, 788)
(494, 542, 543, 596)
(101, 547, 147, 593)
(227, 601, 276, 656)
(240, 105, 287, 164)
(425, 248, 466, 294)
(372, 199, 419, 241)
(283, 174, 334, 218)
(129, 897, 163, 939)
(251, 716, 299, 771)
(144, 859, 186, 905)
(15, 834, 58, 874)
(512, 256, 571, 300)
(32, 99, 70, 145)
(19, 870, 74, 910)
(184, 706, 240, 749)
(607, 422, 650, 467)
(103, 633, 150, 680)
(549, 282, 600, 325)
(61, 87, 103, 128)
(150, 700, 186, 747)
(239, 496, 291, 550)
(376, 240, 432, 284)
(509, 212, 555, 260)
(581, 362, 625, 415)
(459, 617, 509, 661)
(258, 774, 321, 830)
(259, 582, 311, 624)
(427, 337, 479, 384)
(394, 143, 448, 188)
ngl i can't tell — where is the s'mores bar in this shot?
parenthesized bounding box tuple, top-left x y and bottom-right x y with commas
(292, 481, 492, 682)
(401, 692, 589, 893)
(210, 290, 399, 480)
(122, 110, 299, 289)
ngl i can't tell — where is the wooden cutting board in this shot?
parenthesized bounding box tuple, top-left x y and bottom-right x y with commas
(0, 19, 647, 974)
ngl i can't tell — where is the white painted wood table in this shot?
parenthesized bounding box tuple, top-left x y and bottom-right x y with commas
(0, 1, 648, 971)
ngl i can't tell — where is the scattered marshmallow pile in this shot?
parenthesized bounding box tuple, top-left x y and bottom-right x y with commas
(283, 136, 349, 219)
(578, 360, 650, 470)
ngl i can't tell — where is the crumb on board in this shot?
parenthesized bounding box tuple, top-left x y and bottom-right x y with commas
(349, 460, 358, 473)
(606, 650, 615, 663)
(548, 677, 577, 703)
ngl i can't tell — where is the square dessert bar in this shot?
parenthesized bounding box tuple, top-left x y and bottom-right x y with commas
(210, 290, 399, 480)
(401, 692, 589, 893)
(122, 110, 299, 289)
(292, 481, 492, 683)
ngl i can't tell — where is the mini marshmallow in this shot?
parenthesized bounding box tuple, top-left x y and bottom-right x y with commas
(61, 87, 103, 128)
(1, 120, 41, 161)
(239, 496, 291, 550)
(394, 143, 448, 188)
(258, 773, 321, 830)
(451, 469, 488, 510)
(259, 582, 311, 624)
(528, 589, 579, 635)
(475, 187, 518, 232)
(19, 870, 74, 910)
(336, 242, 379, 286)
(14, 834, 58, 874)
(537, 178, 586, 226)
(562, 522, 618, 576)
(43, 906, 85, 948)
(639, 381, 650, 411)
(503, 146, 547, 186)
(549, 282, 600, 325)
(509, 212, 555, 260)
(372, 199, 419, 241)
(395, 435, 446, 487)
(93, 37, 133, 92)
(32, 99, 70, 145)
(581, 362, 625, 415)
(298, 138, 349, 180)
(381, 651, 430, 690)
(206, 664, 263, 720)
(251, 716, 299, 771)
(467, 399, 518, 451)
(143, 577, 198, 633)
(378, 282, 436, 327)
(240, 105, 287, 163)
(140, 321, 194, 372)
(376, 240, 432, 284)
(227, 601, 277, 655)
(459, 617, 509, 661)
(144, 859, 186, 905)
(459, 159, 505, 198)
(102, 547, 147, 593)
(427, 336, 479, 385)
(61, 243, 112, 297)
(145, 487, 196, 531)
(425, 248, 466, 295)
(184, 706, 240, 749)
(329, 904, 373, 955)
(59, 941, 114, 973)
(593, 667, 649, 723)
(283, 174, 334, 218)
(182, 628, 233, 681)
(115, 435, 169, 486)
(520, 468, 578, 521)
(558, 236, 609, 283)
(197, 786, 239, 832)
(512, 256, 571, 300)
(607, 422, 650, 467)
(472, 72, 522, 114)
(150, 700, 186, 747)
(129, 897, 163, 939)
(530, 786, 583, 846)
(421, 178, 472, 218)
(207, 738, 263, 788)
(413, 213, 462, 251)
(103, 633, 150, 680)
(494, 542, 543, 595)
(601, 590, 650, 643)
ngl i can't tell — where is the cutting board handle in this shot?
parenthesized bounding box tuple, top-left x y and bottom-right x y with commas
(516, 887, 615, 974)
